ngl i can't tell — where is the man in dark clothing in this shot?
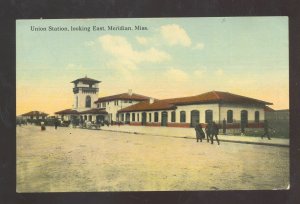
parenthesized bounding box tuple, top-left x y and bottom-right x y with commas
(205, 121, 211, 143)
(261, 120, 271, 140)
(222, 119, 226, 134)
(195, 121, 205, 142)
(210, 122, 220, 145)
(54, 119, 58, 130)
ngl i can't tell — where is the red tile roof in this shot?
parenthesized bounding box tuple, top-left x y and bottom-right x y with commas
(163, 91, 273, 106)
(55, 109, 79, 114)
(79, 108, 107, 114)
(95, 92, 151, 103)
(71, 76, 101, 84)
(55, 108, 107, 115)
(21, 111, 49, 117)
(118, 91, 272, 113)
(118, 100, 176, 112)
(264, 106, 275, 112)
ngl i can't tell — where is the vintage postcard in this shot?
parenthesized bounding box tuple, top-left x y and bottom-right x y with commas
(16, 17, 289, 192)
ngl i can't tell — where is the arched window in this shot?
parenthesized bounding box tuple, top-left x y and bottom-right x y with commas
(85, 95, 91, 108)
(171, 111, 176, 122)
(180, 111, 186, 123)
(161, 111, 168, 126)
(241, 110, 248, 126)
(205, 110, 213, 123)
(154, 112, 159, 122)
(190, 110, 200, 127)
(255, 111, 260, 123)
(227, 110, 233, 123)
(126, 113, 130, 122)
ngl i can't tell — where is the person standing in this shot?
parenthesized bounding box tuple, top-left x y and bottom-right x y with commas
(210, 122, 220, 145)
(41, 121, 46, 131)
(54, 119, 58, 130)
(261, 120, 271, 140)
(222, 119, 226, 134)
(195, 121, 205, 142)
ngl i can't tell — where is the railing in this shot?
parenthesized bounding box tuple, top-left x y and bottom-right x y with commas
(73, 87, 99, 94)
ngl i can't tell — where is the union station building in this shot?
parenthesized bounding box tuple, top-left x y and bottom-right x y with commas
(55, 76, 272, 129)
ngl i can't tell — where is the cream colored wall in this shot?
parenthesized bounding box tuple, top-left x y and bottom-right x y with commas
(121, 104, 219, 124)
(98, 100, 141, 121)
(119, 103, 265, 124)
(219, 104, 265, 122)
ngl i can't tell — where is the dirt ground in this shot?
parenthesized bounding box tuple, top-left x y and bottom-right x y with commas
(16, 125, 289, 192)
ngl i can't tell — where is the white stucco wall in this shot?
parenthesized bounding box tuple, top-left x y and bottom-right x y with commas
(119, 103, 219, 124)
(74, 92, 98, 111)
(97, 100, 142, 121)
(118, 103, 266, 125)
(219, 104, 265, 123)
(175, 104, 220, 123)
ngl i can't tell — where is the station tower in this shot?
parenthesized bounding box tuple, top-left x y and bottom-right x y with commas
(71, 76, 101, 111)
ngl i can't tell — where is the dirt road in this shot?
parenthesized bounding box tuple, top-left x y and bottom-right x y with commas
(17, 125, 289, 192)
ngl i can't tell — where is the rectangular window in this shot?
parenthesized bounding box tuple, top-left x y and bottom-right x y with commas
(227, 110, 233, 123)
(149, 113, 152, 122)
(132, 113, 135, 122)
(255, 111, 260, 123)
(205, 110, 213, 123)
(171, 111, 176, 122)
(154, 112, 159, 122)
(137, 113, 140, 122)
(180, 111, 186, 123)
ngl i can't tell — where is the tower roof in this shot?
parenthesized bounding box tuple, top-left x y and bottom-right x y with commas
(71, 76, 101, 84)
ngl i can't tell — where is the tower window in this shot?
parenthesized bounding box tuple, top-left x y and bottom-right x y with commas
(76, 96, 78, 108)
(86, 95, 91, 108)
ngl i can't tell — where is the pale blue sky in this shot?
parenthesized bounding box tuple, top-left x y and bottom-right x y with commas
(16, 17, 289, 115)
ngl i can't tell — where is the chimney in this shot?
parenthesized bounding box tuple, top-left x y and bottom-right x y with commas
(128, 89, 132, 96)
(149, 98, 154, 104)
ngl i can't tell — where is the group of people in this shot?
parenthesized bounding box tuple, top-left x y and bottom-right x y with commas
(195, 121, 220, 145)
(194, 119, 273, 144)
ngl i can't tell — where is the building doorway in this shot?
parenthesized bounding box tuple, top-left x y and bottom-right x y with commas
(96, 115, 105, 124)
(125, 113, 130, 124)
(161, 111, 168, 127)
